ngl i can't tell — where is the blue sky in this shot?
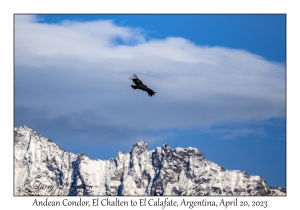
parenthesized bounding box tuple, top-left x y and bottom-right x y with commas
(14, 14, 286, 187)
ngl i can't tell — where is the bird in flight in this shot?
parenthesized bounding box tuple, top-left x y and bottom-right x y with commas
(129, 74, 156, 97)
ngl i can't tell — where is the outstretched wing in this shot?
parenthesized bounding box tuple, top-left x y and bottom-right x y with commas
(129, 74, 144, 86)
(146, 88, 156, 97)
(139, 86, 156, 97)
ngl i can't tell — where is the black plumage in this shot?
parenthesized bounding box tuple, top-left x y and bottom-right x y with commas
(129, 74, 156, 97)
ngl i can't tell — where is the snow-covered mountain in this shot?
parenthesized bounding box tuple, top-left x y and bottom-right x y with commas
(14, 125, 286, 196)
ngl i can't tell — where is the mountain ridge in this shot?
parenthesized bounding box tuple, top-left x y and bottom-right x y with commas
(14, 125, 286, 196)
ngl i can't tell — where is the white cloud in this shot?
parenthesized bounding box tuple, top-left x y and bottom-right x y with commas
(14, 15, 286, 138)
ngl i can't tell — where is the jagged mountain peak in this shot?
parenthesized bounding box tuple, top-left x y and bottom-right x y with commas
(14, 126, 286, 196)
(78, 152, 89, 159)
(131, 140, 148, 149)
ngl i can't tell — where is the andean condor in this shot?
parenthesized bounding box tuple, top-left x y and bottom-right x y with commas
(129, 74, 156, 97)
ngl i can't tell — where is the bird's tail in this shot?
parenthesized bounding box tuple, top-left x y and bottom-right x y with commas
(131, 85, 138, 89)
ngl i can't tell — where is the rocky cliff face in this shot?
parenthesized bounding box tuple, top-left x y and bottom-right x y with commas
(14, 126, 285, 196)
